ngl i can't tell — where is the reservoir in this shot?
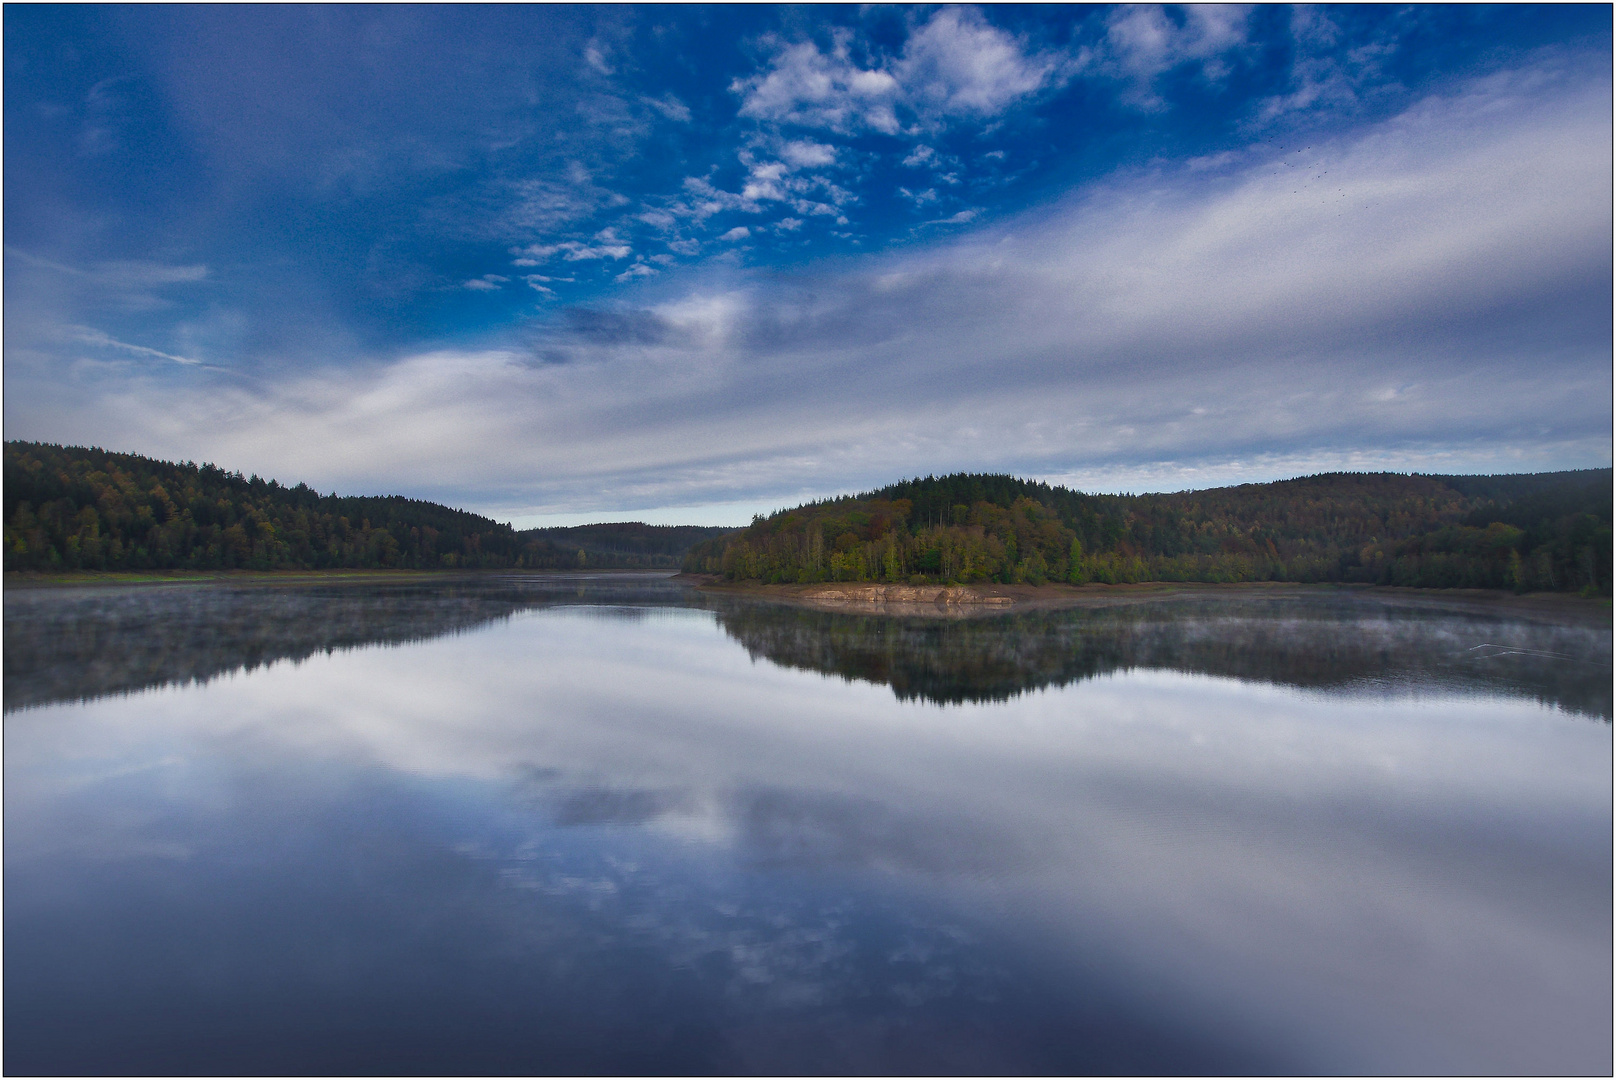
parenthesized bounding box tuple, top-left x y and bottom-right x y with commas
(5, 572, 1610, 1074)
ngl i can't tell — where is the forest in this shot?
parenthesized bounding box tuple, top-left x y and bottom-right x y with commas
(10, 442, 1608, 594)
(526, 522, 732, 569)
(3, 442, 721, 572)
(683, 470, 1612, 595)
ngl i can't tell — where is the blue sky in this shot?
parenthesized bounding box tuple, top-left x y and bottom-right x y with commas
(6, 5, 1611, 525)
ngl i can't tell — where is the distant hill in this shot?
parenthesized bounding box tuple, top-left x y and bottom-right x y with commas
(520, 522, 734, 569)
(684, 470, 1612, 595)
(3, 442, 731, 572)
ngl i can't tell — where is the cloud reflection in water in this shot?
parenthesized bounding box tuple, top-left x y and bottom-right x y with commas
(5, 577, 1609, 1073)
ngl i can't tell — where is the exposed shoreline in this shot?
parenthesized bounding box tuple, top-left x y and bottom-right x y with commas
(5, 569, 1608, 625)
(679, 573, 1612, 622)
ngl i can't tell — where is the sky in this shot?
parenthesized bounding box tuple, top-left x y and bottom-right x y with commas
(5, 5, 1611, 526)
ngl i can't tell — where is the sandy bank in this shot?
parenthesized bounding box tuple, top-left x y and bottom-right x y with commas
(678, 574, 1611, 623)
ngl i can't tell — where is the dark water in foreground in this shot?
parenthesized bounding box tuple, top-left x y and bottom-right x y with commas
(5, 573, 1610, 1074)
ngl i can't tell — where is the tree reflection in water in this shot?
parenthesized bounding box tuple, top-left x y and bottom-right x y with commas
(6, 573, 1609, 720)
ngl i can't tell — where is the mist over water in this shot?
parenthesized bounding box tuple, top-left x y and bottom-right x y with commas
(6, 573, 1610, 1074)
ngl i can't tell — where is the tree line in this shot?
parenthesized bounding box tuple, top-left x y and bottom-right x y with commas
(683, 470, 1612, 595)
(2, 442, 717, 573)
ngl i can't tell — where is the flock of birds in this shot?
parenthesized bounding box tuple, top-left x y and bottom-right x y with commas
(1265, 137, 1372, 215)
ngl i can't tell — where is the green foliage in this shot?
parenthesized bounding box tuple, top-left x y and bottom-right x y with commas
(520, 522, 734, 569)
(685, 470, 1612, 595)
(2, 442, 724, 573)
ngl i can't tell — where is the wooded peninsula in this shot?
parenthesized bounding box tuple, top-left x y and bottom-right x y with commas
(683, 471, 1611, 596)
(5, 441, 1609, 595)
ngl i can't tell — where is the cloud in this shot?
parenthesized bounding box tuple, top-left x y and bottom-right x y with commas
(733, 32, 902, 134)
(642, 93, 691, 122)
(778, 139, 838, 168)
(583, 41, 614, 76)
(732, 8, 1062, 136)
(464, 274, 510, 291)
(10, 64, 1608, 516)
(719, 227, 751, 242)
(515, 237, 633, 265)
(614, 262, 658, 282)
(69, 326, 201, 366)
(7, 251, 212, 313)
(1251, 8, 1399, 125)
(499, 178, 616, 237)
(1102, 5, 1253, 106)
(903, 145, 939, 168)
(651, 141, 853, 233)
(892, 7, 1062, 120)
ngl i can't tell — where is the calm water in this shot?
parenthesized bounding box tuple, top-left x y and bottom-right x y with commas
(5, 573, 1610, 1075)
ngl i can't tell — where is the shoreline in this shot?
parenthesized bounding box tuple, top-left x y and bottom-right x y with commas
(5, 569, 1608, 625)
(2, 567, 675, 591)
(679, 574, 1613, 622)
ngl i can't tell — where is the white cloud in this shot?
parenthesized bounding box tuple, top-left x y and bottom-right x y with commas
(733, 32, 902, 134)
(1252, 8, 1397, 125)
(893, 7, 1061, 120)
(642, 93, 692, 122)
(657, 142, 854, 228)
(720, 227, 751, 242)
(14, 65, 1609, 515)
(903, 145, 939, 167)
(69, 326, 201, 365)
(583, 41, 613, 76)
(740, 159, 790, 201)
(774, 217, 803, 232)
(733, 8, 1064, 137)
(6, 250, 211, 313)
(501, 179, 608, 235)
(1102, 5, 1252, 106)
(509, 239, 631, 265)
(779, 140, 838, 169)
(463, 274, 509, 291)
(615, 262, 658, 282)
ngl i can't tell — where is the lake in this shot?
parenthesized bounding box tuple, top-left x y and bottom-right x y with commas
(5, 572, 1610, 1074)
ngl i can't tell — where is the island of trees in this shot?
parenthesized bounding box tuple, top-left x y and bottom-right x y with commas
(683, 471, 1611, 595)
(4, 442, 728, 572)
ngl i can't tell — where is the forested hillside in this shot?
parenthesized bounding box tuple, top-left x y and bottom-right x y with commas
(684, 470, 1612, 595)
(3, 442, 726, 572)
(521, 523, 733, 569)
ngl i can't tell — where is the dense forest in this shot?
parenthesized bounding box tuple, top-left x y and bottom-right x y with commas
(525, 522, 732, 569)
(683, 470, 1612, 595)
(3, 442, 727, 572)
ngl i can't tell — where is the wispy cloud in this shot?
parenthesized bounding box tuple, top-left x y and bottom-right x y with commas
(19, 64, 1606, 516)
(68, 326, 202, 365)
(1101, 4, 1252, 107)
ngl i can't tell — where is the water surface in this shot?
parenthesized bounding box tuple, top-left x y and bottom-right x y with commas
(6, 573, 1610, 1074)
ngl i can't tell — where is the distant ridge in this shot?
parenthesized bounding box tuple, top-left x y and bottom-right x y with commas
(684, 470, 1612, 595)
(3, 442, 730, 572)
